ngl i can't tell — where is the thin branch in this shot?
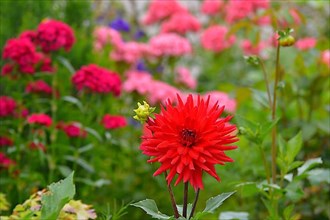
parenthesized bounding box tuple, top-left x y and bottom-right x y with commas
(188, 189, 200, 219)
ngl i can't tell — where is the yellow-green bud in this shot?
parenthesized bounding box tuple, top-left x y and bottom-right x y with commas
(133, 101, 155, 123)
(279, 35, 295, 47)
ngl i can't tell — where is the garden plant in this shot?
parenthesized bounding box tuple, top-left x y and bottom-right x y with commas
(0, 0, 329, 220)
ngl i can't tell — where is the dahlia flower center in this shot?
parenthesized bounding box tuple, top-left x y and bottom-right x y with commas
(180, 128, 196, 147)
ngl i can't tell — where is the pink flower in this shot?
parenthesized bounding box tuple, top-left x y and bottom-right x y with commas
(289, 9, 302, 25)
(0, 96, 16, 117)
(1, 64, 14, 75)
(2, 38, 42, 74)
(39, 55, 54, 72)
(0, 152, 15, 169)
(93, 26, 122, 51)
(142, 0, 187, 25)
(321, 50, 330, 68)
(148, 33, 192, 57)
(241, 39, 267, 56)
(201, 25, 236, 52)
(36, 19, 75, 53)
(57, 121, 87, 138)
(110, 42, 148, 64)
(28, 142, 46, 152)
(0, 136, 14, 147)
(123, 71, 153, 95)
(251, 0, 269, 10)
(148, 81, 182, 105)
(201, 0, 223, 15)
(225, 0, 253, 24)
(19, 30, 37, 44)
(25, 80, 53, 95)
(101, 114, 127, 129)
(27, 113, 52, 127)
(72, 64, 121, 96)
(203, 91, 236, 113)
(176, 67, 197, 89)
(161, 12, 200, 35)
(295, 37, 317, 51)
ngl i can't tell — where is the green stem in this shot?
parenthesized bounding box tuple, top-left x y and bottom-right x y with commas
(259, 59, 272, 108)
(271, 44, 281, 184)
(164, 172, 180, 218)
(188, 189, 200, 219)
(259, 145, 271, 184)
(183, 182, 189, 218)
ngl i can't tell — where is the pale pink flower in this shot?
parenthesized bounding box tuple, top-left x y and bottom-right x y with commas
(321, 50, 330, 68)
(295, 37, 317, 51)
(93, 26, 122, 51)
(241, 39, 267, 56)
(200, 25, 236, 52)
(175, 67, 197, 89)
(147, 81, 181, 105)
(252, 0, 269, 10)
(110, 42, 148, 64)
(225, 0, 253, 24)
(289, 9, 302, 25)
(148, 33, 192, 57)
(142, 0, 187, 25)
(161, 12, 201, 35)
(201, 0, 223, 15)
(123, 71, 153, 95)
(203, 91, 236, 113)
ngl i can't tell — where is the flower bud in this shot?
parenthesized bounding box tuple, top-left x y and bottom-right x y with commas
(279, 35, 295, 47)
(133, 101, 155, 123)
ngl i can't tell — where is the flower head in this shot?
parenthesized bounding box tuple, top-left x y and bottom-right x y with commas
(109, 17, 131, 32)
(57, 121, 87, 138)
(25, 80, 53, 95)
(0, 96, 17, 117)
(133, 101, 155, 123)
(201, 0, 223, 15)
(27, 113, 52, 127)
(201, 25, 236, 53)
(140, 94, 238, 190)
(0, 136, 14, 147)
(101, 114, 127, 129)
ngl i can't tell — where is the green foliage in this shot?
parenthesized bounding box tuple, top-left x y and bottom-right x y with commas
(41, 172, 76, 220)
(131, 199, 171, 219)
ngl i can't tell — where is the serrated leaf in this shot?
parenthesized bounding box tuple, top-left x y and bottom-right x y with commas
(131, 199, 171, 219)
(41, 172, 75, 220)
(203, 192, 236, 213)
(219, 211, 249, 220)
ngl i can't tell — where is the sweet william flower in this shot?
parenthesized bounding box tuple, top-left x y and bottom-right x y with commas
(140, 94, 238, 190)
(102, 114, 127, 129)
(27, 113, 52, 127)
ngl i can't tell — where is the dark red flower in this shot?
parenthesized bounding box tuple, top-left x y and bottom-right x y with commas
(0, 96, 16, 117)
(102, 114, 127, 129)
(72, 64, 121, 96)
(2, 38, 42, 74)
(25, 80, 53, 95)
(0, 136, 14, 147)
(19, 30, 37, 44)
(27, 113, 52, 127)
(1, 64, 14, 75)
(28, 142, 46, 152)
(140, 94, 238, 190)
(0, 152, 15, 169)
(57, 121, 87, 138)
(36, 19, 75, 53)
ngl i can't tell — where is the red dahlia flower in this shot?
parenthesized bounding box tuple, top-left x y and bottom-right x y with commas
(27, 113, 52, 127)
(140, 94, 238, 190)
(36, 19, 75, 53)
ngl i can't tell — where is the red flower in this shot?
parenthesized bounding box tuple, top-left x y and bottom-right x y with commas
(57, 121, 87, 138)
(36, 19, 75, 53)
(0, 152, 15, 169)
(28, 142, 46, 152)
(140, 94, 238, 190)
(2, 38, 42, 74)
(0, 136, 14, 147)
(72, 64, 121, 96)
(1, 64, 14, 75)
(27, 113, 52, 127)
(102, 114, 127, 129)
(19, 30, 37, 44)
(25, 80, 53, 95)
(0, 96, 16, 117)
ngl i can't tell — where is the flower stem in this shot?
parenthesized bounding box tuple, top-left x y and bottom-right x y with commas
(259, 146, 271, 184)
(188, 189, 200, 219)
(183, 182, 189, 218)
(271, 44, 281, 184)
(259, 59, 272, 108)
(164, 172, 180, 218)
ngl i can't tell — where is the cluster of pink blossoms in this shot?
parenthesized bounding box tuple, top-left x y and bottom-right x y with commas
(295, 37, 317, 51)
(241, 39, 267, 56)
(27, 113, 52, 127)
(57, 121, 87, 138)
(0, 96, 16, 117)
(201, 25, 236, 53)
(0, 136, 13, 147)
(160, 12, 201, 35)
(201, 0, 224, 15)
(321, 50, 330, 68)
(101, 114, 127, 130)
(2, 19, 74, 76)
(72, 64, 121, 96)
(25, 80, 53, 95)
(93, 26, 123, 51)
(175, 67, 197, 89)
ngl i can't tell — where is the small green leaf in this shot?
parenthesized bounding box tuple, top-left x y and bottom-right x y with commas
(219, 211, 249, 220)
(287, 161, 304, 172)
(65, 156, 95, 173)
(56, 56, 76, 74)
(41, 172, 76, 220)
(176, 203, 192, 217)
(286, 132, 302, 164)
(283, 204, 294, 220)
(203, 191, 236, 213)
(85, 127, 103, 142)
(297, 157, 322, 176)
(131, 199, 171, 219)
(62, 96, 84, 112)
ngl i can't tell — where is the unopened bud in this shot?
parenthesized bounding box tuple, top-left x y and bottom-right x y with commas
(133, 101, 155, 123)
(279, 35, 295, 47)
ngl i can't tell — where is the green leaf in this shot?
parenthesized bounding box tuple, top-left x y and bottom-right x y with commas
(287, 161, 304, 172)
(203, 191, 236, 213)
(131, 199, 171, 219)
(56, 56, 76, 74)
(297, 157, 322, 176)
(177, 203, 192, 217)
(41, 172, 76, 220)
(219, 211, 249, 220)
(285, 182, 304, 202)
(64, 156, 95, 173)
(283, 204, 294, 220)
(286, 132, 302, 164)
(78, 143, 94, 153)
(307, 168, 330, 184)
(62, 96, 84, 112)
(236, 182, 259, 197)
(85, 127, 103, 142)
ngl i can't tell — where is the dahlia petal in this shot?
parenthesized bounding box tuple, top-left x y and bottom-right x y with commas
(153, 163, 171, 176)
